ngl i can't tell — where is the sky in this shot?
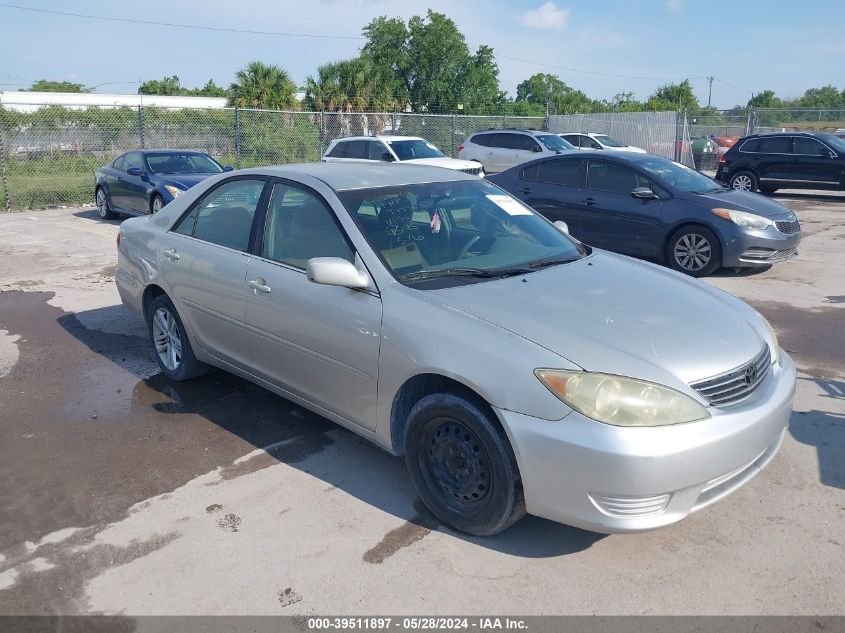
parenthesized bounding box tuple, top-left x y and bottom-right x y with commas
(1, 0, 844, 109)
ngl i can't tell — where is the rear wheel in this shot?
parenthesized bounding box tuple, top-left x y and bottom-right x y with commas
(667, 225, 722, 277)
(729, 170, 758, 192)
(404, 393, 525, 536)
(96, 187, 118, 220)
(147, 294, 208, 381)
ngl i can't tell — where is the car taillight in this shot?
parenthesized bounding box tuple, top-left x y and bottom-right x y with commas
(457, 145, 464, 152)
(718, 153, 727, 164)
(116, 232, 121, 248)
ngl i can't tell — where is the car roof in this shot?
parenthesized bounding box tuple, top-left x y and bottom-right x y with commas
(137, 149, 209, 154)
(329, 136, 425, 142)
(513, 151, 660, 167)
(237, 161, 475, 191)
(472, 128, 545, 136)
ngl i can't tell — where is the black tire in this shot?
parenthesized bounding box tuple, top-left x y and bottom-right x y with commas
(728, 170, 758, 192)
(404, 393, 525, 536)
(95, 187, 118, 220)
(147, 294, 208, 381)
(667, 225, 722, 277)
(150, 194, 165, 215)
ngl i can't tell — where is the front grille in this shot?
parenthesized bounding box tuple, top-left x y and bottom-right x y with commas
(690, 346, 772, 407)
(461, 167, 482, 176)
(775, 219, 800, 235)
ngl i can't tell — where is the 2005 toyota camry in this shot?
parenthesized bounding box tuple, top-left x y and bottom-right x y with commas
(116, 162, 795, 535)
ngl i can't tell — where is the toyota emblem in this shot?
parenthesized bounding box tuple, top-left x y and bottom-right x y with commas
(744, 364, 758, 386)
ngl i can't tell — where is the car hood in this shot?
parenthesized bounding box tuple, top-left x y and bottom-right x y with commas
(688, 189, 794, 219)
(153, 173, 217, 189)
(402, 156, 481, 170)
(425, 252, 766, 389)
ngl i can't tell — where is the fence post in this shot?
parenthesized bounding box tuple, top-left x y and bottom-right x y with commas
(674, 111, 682, 162)
(391, 111, 396, 133)
(234, 107, 241, 169)
(0, 123, 10, 212)
(746, 109, 754, 136)
(137, 105, 145, 149)
(451, 114, 456, 157)
(318, 111, 324, 157)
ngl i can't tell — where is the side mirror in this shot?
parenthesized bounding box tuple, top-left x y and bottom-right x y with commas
(631, 186, 659, 200)
(381, 152, 395, 162)
(828, 151, 837, 160)
(531, 145, 542, 153)
(223, 165, 234, 172)
(126, 166, 144, 177)
(306, 257, 369, 290)
(554, 220, 570, 235)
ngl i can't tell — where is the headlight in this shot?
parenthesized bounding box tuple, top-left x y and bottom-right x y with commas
(164, 185, 185, 199)
(535, 369, 710, 427)
(712, 208, 773, 230)
(755, 311, 781, 366)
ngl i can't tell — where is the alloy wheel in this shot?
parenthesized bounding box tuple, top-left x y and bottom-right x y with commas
(97, 190, 108, 218)
(673, 233, 712, 272)
(151, 307, 183, 371)
(732, 175, 753, 191)
(152, 197, 163, 214)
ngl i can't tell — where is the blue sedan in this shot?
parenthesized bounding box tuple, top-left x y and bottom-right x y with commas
(487, 152, 801, 277)
(94, 149, 232, 220)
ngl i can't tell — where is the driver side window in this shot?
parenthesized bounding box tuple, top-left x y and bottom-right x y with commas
(587, 161, 643, 195)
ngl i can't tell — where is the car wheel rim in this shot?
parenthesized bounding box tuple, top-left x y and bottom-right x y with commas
(152, 307, 182, 371)
(419, 418, 492, 512)
(97, 190, 107, 217)
(673, 233, 712, 272)
(152, 198, 162, 214)
(732, 175, 752, 191)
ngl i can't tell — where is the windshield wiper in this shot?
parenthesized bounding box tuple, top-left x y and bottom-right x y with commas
(524, 256, 580, 269)
(399, 267, 530, 282)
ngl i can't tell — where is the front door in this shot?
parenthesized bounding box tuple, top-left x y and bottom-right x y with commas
(245, 180, 382, 430)
(121, 152, 150, 213)
(791, 136, 842, 185)
(159, 177, 267, 370)
(577, 160, 664, 257)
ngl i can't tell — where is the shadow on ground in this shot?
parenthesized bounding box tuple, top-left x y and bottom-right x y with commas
(59, 302, 603, 559)
(789, 377, 845, 491)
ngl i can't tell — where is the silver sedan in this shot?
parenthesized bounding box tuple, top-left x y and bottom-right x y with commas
(116, 162, 795, 535)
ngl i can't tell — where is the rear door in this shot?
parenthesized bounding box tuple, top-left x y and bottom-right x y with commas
(516, 158, 586, 233)
(158, 177, 268, 371)
(791, 136, 841, 184)
(244, 180, 381, 430)
(323, 141, 349, 162)
(754, 135, 793, 183)
(577, 159, 664, 256)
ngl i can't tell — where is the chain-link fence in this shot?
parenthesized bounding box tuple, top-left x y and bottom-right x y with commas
(3, 103, 845, 210)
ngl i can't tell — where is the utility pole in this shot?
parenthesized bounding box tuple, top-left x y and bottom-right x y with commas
(707, 76, 714, 109)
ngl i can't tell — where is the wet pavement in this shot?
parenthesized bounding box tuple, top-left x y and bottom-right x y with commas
(0, 200, 843, 615)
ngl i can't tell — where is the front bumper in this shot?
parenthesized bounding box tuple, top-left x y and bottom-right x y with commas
(496, 352, 795, 533)
(722, 226, 802, 268)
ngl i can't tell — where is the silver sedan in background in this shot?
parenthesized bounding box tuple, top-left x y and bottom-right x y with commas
(116, 162, 795, 535)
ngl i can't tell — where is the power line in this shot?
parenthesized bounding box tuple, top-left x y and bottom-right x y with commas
(0, 3, 366, 40)
(714, 78, 754, 95)
(497, 54, 707, 83)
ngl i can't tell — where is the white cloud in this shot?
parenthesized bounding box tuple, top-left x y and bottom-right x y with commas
(518, 2, 570, 31)
(666, 0, 684, 14)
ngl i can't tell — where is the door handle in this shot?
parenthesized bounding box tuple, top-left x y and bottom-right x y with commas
(248, 278, 272, 294)
(583, 197, 598, 206)
(519, 187, 531, 195)
(162, 248, 180, 260)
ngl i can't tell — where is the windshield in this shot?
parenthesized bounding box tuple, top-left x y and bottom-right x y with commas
(594, 134, 626, 148)
(537, 134, 575, 151)
(817, 134, 845, 153)
(338, 180, 587, 287)
(636, 156, 724, 193)
(146, 153, 223, 174)
(386, 139, 446, 161)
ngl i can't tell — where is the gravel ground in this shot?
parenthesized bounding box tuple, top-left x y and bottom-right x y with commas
(0, 195, 843, 616)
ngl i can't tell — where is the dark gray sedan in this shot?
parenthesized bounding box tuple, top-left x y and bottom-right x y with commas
(487, 152, 801, 276)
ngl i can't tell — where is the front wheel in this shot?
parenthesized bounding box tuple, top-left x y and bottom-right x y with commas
(151, 194, 165, 215)
(96, 187, 118, 220)
(147, 294, 208, 381)
(729, 170, 758, 192)
(404, 393, 525, 536)
(667, 226, 722, 277)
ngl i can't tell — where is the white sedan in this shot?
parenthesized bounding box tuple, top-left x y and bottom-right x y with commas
(559, 132, 647, 153)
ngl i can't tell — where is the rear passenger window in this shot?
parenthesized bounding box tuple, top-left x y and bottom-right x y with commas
(471, 134, 493, 148)
(345, 141, 368, 159)
(757, 136, 790, 154)
(561, 135, 580, 147)
(174, 179, 265, 251)
(521, 164, 539, 181)
(739, 138, 760, 152)
(326, 142, 347, 158)
(536, 159, 583, 186)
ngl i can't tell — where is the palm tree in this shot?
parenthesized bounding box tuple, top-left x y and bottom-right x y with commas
(228, 61, 298, 110)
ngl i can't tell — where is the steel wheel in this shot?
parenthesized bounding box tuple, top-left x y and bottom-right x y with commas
(419, 418, 492, 513)
(152, 196, 164, 214)
(731, 174, 753, 191)
(151, 307, 183, 371)
(673, 233, 712, 272)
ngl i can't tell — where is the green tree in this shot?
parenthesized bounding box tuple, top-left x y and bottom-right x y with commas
(138, 76, 183, 95)
(361, 10, 500, 113)
(514, 73, 602, 114)
(645, 80, 699, 110)
(747, 89, 782, 109)
(24, 79, 89, 93)
(603, 92, 645, 112)
(304, 57, 398, 112)
(185, 79, 230, 98)
(228, 61, 298, 110)
(799, 85, 844, 108)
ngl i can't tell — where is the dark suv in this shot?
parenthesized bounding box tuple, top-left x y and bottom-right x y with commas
(716, 132, 845, 193)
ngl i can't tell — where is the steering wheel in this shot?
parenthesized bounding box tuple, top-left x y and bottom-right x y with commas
(458, 234, 486, 260)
